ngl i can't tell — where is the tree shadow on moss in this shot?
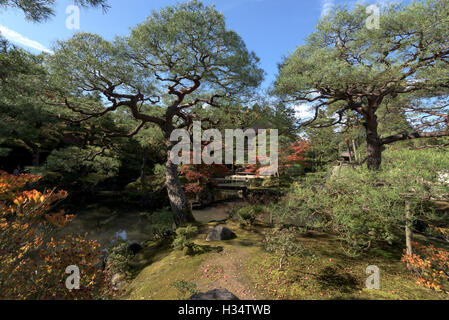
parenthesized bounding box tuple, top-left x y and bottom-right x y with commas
(316, 266, 360, 294)
(184, 243, 223, 256)
(128, 238, 173, 274)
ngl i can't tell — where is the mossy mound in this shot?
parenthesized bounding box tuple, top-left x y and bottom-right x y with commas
(120, 222, 448, 300)
(247, 232, 448, 300)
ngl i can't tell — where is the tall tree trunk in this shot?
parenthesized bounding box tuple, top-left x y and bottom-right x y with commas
(138, 146, 149, 208)
(405, 200, 414, 270)
(165, 150, 196, 227)
(352, 139, 359, 163)
(140, 146, 148, 186)
(32, 146, 40, 167)
(364, 110, 382, 170)
(345, 139, 353, 163)
(25, 141, 40, 167)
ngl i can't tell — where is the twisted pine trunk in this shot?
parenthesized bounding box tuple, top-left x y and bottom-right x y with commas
(165, 145, 196, 228)
(364, 108, 383, 170)
(140, 146, 148, 187)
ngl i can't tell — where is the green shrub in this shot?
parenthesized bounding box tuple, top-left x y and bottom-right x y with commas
(263, 228, 306, 270)
(272, 149, 449, 256)
(153, 164, 166, 177)
(106, 241, 135, 278)
(148, 208, 175, 239)
(176, 225, 199, 239)
(248, 178, 264, 188)
(171, 280, 199, 299)
(262, 177, 280, 188)
(284, 163, 306, 178)
(37, 171, 64, 185)
(237, 205, 264, 225)
(125, 171, 166, 192)
(172, 225, 199, 251)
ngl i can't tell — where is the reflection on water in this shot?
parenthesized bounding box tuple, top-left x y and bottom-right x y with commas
(115, 230, 127, 241)
(59, 200, 243, 248)
(192, 200, 244, 223)
(58, 209, 154, 248)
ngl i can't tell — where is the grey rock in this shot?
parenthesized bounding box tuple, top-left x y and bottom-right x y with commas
(111, 273, 126, 291)
(190, 289, 239, 300)
(206, 225, 236, 241)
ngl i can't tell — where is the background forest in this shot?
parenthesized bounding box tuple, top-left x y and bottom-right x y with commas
(0, 0, 449, 300)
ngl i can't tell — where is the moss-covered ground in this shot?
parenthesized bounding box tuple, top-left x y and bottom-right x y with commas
(121, 221, 448, 300)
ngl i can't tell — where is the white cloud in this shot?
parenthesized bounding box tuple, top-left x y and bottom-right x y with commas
(321, 0, 335, 18)
(294, 104, 314, 120)
(0, 25, 53, 54)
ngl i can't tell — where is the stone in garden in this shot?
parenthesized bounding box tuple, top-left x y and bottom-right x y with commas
(206, 225, 236, 241)
(111, 273, 126, 291)
(189, 289, 239, 300)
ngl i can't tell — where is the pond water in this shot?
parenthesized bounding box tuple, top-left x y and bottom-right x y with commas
(192, 199, 244, 223)
(57, 209, 154, 248)
(58, 200, 244, 249)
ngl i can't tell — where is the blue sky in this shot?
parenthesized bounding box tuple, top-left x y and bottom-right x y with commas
(0, 0, 386, 89)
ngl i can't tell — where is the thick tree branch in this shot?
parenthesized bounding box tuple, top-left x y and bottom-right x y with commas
(381, 130, 449, 145)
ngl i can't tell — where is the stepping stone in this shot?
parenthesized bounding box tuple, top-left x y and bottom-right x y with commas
(206, 225, 237, 241)
(190, 289, 239, 300)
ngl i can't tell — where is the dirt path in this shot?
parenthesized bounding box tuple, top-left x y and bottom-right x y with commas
(197, 246, 261, 300)
(193, 221, 270, 301)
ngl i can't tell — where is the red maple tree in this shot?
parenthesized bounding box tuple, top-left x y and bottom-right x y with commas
(244, 139, 310, 176)
(180, 151, 228, 198)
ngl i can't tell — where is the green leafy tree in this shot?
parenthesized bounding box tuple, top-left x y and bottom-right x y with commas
(0, 35, 123, 184)
(304, 114, 341, 170)
(264, 228, 305, 270)
(0, 39, 61, 166)
(273, 148, 449, 256)
(47, 0, 263, 226)
(0, 0, 109, 22)
(275, 1, 449, 170)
